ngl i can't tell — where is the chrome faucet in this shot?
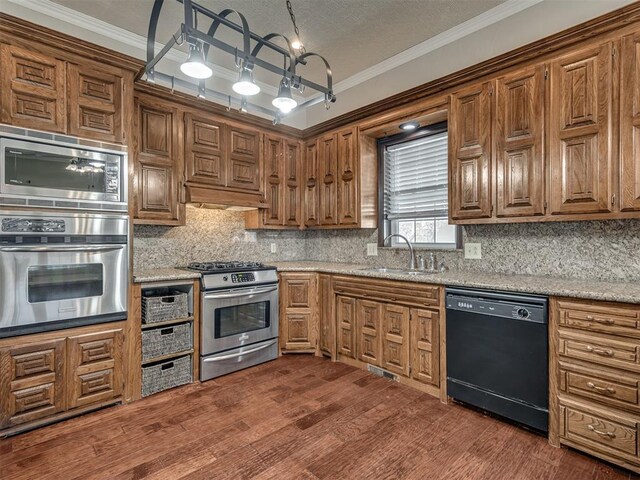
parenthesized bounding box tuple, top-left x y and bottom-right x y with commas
(383, 234, 417, 270)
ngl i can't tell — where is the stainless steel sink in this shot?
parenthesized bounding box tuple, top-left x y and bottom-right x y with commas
(360, 267, 438, 275)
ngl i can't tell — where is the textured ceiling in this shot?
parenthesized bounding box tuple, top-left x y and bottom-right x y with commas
(50, 0, 506, 91)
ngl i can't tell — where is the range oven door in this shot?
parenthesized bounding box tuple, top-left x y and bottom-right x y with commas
(0, 244, 128, 337)
(201, 284, 279, 355)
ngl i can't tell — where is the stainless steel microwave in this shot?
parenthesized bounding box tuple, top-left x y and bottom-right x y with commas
(0, 126, 127, 212)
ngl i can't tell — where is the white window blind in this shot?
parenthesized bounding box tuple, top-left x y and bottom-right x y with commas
(384, 132, 449, 221)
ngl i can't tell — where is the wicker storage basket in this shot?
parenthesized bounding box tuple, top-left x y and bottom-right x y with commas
(142, 290, 188, 324)
(141, 355, 192, 397)
(142, 322, 192, 362)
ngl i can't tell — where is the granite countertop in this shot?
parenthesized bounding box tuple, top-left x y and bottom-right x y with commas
(133, 262, 640, 304)
(133, 268, 201, 284)
(271, 261, 640, 304)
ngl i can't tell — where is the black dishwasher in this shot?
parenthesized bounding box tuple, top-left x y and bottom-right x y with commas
(446, 287, 548, 432)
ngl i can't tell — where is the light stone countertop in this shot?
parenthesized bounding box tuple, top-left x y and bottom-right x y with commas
(271, 261, 640, 304)
(133, 268, 201, 284)
(133, 262, 640, 304)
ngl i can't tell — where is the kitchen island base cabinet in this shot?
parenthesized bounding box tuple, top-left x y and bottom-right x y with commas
(0, 323, 125, 437)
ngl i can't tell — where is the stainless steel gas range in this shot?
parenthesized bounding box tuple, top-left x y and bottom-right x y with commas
(187, 261, 279, 381)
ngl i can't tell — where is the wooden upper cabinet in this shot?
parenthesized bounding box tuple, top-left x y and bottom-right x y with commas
(0, 338, 66, 429)
(548, 42, 614, 215)
(184, 113, 226, 187)
(0, 44, 66, 133)
(263, 135, 284, 225)
(337, 127, 359, 225)
(621, 32, 640, 212)
(319, 133, 339, 225)
(67, 63, 124, 143)
(494, 65, 546, 217)
(284, 140, 302, 226)
(304, 140, 320, 227)
(134, 96, 183, 225)
(227, 125, 261, 192)
(449, 82, 493, 220)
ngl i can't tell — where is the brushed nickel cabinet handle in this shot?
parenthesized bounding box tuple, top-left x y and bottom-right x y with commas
(587, 424, 616, 438)
(362, 292, 368, 296)
(587, 382, 616, 395)
(592, 318, 615, 325)
(585, 345, 614, 357)
(585, 315, 594, 320)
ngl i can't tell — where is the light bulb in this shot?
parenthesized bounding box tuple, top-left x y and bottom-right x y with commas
(232, 67, 260, 96)
(291, 38, 303, 50)
(272, 78, 297, 114)
(180, 43, 213, 79)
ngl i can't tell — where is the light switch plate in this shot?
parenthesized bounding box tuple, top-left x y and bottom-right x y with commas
(270, 243, 277, 253)
(367, 243, 378, 256)
(465, 242, 482, 259)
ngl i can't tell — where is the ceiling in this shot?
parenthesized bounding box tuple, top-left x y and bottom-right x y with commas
(50, 0, 506, 96)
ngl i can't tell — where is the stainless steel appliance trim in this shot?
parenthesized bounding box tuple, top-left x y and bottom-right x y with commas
(0, 245, 125, 253)
(0, 124, 128, 153)
(203, 285, 278, 300)
(200, 338, 278, 381)
(203, 339, 277, 361)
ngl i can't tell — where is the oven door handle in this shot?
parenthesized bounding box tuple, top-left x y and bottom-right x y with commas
(203, 340, 277, 362)
(203, 285, 278, 300)
(0, 245, 124, 253)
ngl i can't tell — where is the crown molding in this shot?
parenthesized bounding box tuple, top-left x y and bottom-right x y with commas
(4, 0, 306, 101)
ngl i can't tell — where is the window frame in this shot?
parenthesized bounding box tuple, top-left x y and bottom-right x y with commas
(377, 121, 461, 250)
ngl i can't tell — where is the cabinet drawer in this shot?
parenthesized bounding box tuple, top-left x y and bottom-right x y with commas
(557, 300, 640, 339)
(558, 329, 640, 373)
(332, 276, 440, 309)
(559, 398, 639, 460)
(559, 361, 640, 413)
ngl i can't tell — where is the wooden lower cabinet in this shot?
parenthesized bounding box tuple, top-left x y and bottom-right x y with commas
(410, 308, 440, 386)
(356, 299, 382, 366)
(279, 273, 318, 353)
(336, 295, 357, 359)
(0, 323, 125, 435)
(550, 297, 640, 473)
(318, 274, 335, 358)
(381, 304, 411, 377)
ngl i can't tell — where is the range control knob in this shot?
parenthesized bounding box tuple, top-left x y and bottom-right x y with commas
(517, 308, 530, 318)
(223, 276, 228, 282)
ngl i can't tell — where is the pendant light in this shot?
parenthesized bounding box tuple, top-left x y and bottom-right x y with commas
(180, 42, 213, 79)
(232, 64, 260, 96)
(272, 78, 297, 113)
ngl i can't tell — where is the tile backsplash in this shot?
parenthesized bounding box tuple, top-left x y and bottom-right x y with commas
(134, 206, 640, 281)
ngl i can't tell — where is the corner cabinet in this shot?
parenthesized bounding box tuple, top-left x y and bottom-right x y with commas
(0, 323, 125, 436)
(133, 94, 184, 225)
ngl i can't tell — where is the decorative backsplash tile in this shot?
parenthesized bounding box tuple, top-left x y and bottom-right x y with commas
(134, 206, 640, 282)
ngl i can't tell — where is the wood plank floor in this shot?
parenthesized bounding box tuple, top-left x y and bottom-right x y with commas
(1, 355, 638, 480)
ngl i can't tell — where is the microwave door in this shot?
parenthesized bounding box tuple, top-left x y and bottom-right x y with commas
(0, 245, 128, 332)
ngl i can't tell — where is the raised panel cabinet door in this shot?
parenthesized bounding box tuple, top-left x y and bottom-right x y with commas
(263, 136, 284, 225)
(495, 65, 546, 217)
(284, 140, 303, 227)
(134, 97, 183, 225)
(67, 329, 124, 410)
(449, 82, 493, 220)
(410, 308, 440, 387)
(228, 126, 261, 192)
(336, 295, 357, 359)
(549, 42, 614, 215)
(67, 63, 124, 143)
(0, 44, 66, 133)
(621, 32, 640, 212)
(319, 133, 339, 225)
(283, 312, 312, 350)
(184, 113, 226, 187)
(318, 274, 335, 357)
(0, 338, 66, 429)
(356, 299, 382, 366)
(283, 275, 312, 309)
(304, 140, 320, 227)
(381, 304, 410, 377)
(337, 127, 359, 225)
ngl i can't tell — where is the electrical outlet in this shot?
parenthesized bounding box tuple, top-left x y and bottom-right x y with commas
(367, 243, 378, 256)
(464, 242, 481, 259)
(244, 231, 257, 243)
(270, 243, 277, 254)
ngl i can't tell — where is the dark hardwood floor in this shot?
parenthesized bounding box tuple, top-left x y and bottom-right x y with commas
(1, 355, 637, 480)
